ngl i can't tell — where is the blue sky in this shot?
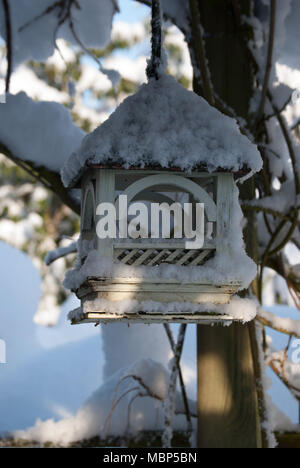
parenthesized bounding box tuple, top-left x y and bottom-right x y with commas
(117, 0, 149, 23)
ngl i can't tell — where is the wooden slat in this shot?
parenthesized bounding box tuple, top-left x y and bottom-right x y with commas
(114, 241, 215, 250)
(119, 249, 139, 264)
(189, 250, 211, 266)
(147, 249, 169, 266)
(176, 250, 198, 265)
(72, 312, 236, 325)
(131, 249, 155, 266)
(164, 249, 182, 263)
(85, 277, 241, 287)
(96, 170, 115, 258)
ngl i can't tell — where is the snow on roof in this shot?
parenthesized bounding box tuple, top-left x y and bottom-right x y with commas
(61, 74, 262, 187)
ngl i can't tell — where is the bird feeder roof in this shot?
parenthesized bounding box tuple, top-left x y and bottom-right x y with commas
(61, 74, 262, 188)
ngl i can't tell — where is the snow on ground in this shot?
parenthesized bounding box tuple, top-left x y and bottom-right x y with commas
(14, 358, 196, 445)
(0, 241, 299, 442)
(0, 242, 195, 439)
(0, 242, 101, 433)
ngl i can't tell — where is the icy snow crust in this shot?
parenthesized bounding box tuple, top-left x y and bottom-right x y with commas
(61, 74, 262, 187)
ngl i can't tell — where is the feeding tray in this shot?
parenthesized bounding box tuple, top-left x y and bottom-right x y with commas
(70, 276, 242, 325)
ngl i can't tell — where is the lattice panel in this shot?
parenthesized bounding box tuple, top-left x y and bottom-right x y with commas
(115, 248, 215, 266)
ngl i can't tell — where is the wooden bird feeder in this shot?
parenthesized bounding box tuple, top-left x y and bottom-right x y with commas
(73, 167, 242, 324)
(61, 1, 262, 326)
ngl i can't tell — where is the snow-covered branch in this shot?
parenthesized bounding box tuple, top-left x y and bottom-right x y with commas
(258, 308, 300, 339)
(45, 241, 77, 265)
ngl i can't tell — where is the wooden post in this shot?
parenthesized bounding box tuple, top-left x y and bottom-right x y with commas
(191, 0, 262, 447)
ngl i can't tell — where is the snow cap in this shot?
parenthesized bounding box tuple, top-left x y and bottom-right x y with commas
(61, 74, 262, 188)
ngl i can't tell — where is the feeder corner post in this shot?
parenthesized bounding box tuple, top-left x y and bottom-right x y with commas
(193, 0, 263, 448)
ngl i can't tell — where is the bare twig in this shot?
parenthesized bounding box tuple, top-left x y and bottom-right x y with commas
(248, 322, 269, 448)
(188, 0, 215, 106)
(18, 0, 80, 32)
(269, 359, 300, 399)
(162, 324, 187, 448)
(291, 117, 300, 132)
(243, 204, 300, 227)
(264, 93, 292, 122)
(126, 391, 147, 434)
(258, 219, 286, 302)
(256, 0, 277, 123)
(2, 0, 12, 93)
(105, 373, 164, 436)
(45, 241, 77, 265)
(0, 142, 80, 214)
(104, 386, 140, 436)
(257, 312, 300, 340)
(268, 91, 300, 196)
(163, 324, 192, 434)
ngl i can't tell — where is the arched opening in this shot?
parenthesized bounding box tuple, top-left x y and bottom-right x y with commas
(81, 183, 96, 242)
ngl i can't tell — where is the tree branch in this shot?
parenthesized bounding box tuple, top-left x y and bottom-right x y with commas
(256, 0, 277, 123)
(163, 324, 192, 435)
(188, 0, 215, 106)
(2, 0, 12, 93)
(0, 142, 80, 214)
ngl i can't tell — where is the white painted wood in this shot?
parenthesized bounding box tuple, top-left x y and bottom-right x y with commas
(82, 277, 241, 287)
(115, 247, 214, 266)
(96, 170, 115, 258)
(131, 249, 155, 266)
(132, 191, 175, 205)
(72, 312, 235, 325)
(113, 241, 215, 250)
(217, 174, 235, 255)
(119, 249, 139, 264)
(84, 291, 231, 304)
(176, 250, 197, 265)
(115, 174, 217, 222)
(113, 169, 221, 178)
(164, 249, 182, 263)
(189, 250, 211, 266)
(77, 278, 240, 306)
(82, 290, 232, 305)
(81, 181, 96, 236)
(146, 249, 170, 266)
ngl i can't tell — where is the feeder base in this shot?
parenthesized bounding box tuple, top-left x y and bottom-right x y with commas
(71, 311, 235, 325)
(73, 277, 242, 325)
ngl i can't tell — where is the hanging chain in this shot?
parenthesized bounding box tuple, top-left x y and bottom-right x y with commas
(146, 0, 162, 80)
